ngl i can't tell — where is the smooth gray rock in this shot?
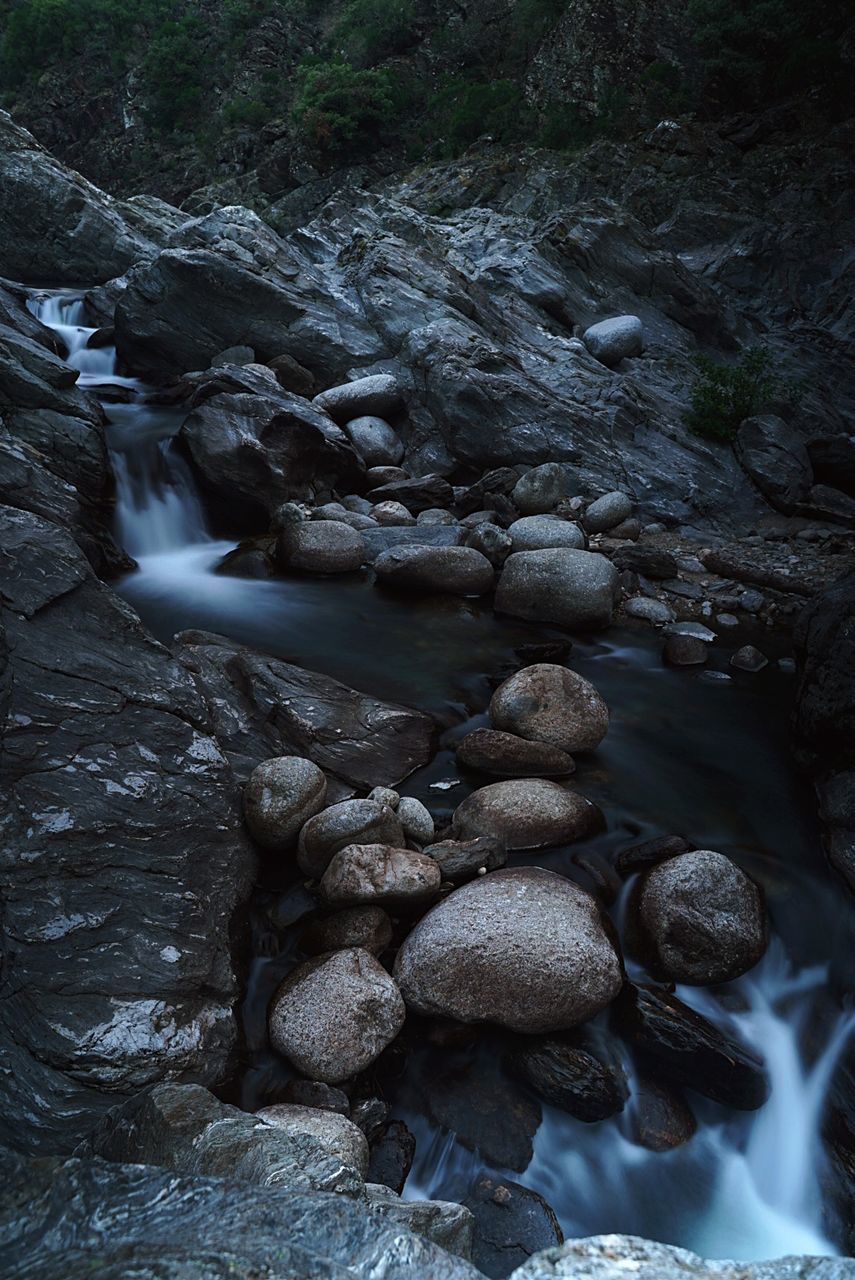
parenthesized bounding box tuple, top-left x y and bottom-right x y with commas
(633, 850, 767, 984)
(78, 1082, 361, 1193)
(452, 778, 603, 849)
(424, 835, 508, 883)
(398, 795, 435, 844)
(582, 315, 644, 366)
(298, 799, 406, 879)
(495, 549, 619, 630)
(624, 596, 675, 624)
(345, 415, 405, 466)
(0, 1147, 482, 1279)
(374, 544, 494, 595)
(512, 463, 574, 515)
(490, 663, 610, 753)
(457, 728, 576, 777)
(584, 490, 633, 533)
(373, 499, 417, 525)
(315, 374, 403, 422)
(464, 520, 513, 566)
(276, 519, 366, 573)
(243, 756, 327, 852)
(321, 843, 442, 906)
(268, 947, 405, 1084)
(509, 515, 586, 552)
(299, 905, 394, 957)
(394, 867, 623, 1031)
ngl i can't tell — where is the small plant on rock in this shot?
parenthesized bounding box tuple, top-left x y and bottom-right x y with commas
(685, 347, 777, 441)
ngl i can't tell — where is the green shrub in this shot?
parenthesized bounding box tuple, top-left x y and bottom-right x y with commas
(140, 15, 206, 132)
(292, 59, 397, 153)
(425, 77, 531, 156)
(329, 0, 415, 68)
(685, 347, 777, 441)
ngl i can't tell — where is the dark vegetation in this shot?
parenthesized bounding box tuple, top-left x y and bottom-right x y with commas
(685, 348, 797, 442)
(0, 0, 850, 161)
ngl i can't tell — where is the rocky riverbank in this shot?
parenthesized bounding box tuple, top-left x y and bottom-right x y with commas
(1, 104, 854, 1276)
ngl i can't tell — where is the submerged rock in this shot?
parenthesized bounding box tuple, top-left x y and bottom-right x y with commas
(509, 1036, 627, 1122)
(490, 663, 609, 753)
(393, 867, 623, 1032)
(268, 947, 405, 1084)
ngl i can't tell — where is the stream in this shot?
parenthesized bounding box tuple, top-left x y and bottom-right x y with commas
(29, 289, 855, 1263)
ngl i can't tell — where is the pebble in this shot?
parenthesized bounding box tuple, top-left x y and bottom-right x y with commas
(664, 621, 716, 643)
(624, 597, 675, 625)
(716, 613, 740, 629)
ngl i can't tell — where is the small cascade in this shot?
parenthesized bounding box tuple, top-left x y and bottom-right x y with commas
(27, 288, 137, 389)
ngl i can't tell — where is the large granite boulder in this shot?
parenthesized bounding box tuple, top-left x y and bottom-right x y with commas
(490, 663, 609, 754)
(495, 549, 619, 630)
(509, 1235, 847, 1278)
(0, 110, 177, 283)
(452, 778, 603, 849)
(393, 867, 623, 1031)
(0, 507, 255, 1154)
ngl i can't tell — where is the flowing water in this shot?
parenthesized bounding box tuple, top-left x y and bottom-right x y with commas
(29, 289, 855, 1262)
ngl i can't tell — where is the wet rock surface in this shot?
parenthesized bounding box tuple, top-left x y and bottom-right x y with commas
(509, 1036, 627, 1123)
(452, 778, 604, 849)
(490, 663, 609, 754)
(464, 1174, 564, 1279)
(243, 755, 327, 852)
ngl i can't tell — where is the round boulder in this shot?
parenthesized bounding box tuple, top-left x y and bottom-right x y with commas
(297, 799, 405, 879)
(244, 756, 328, 852)
(298, 905, 393, 957)
(495, 549, 619, 630)
(276, 521, 365, 574)
(490, 663, 609, 754)
(343, 416, 404, 468)
(268, 947, 405, 1083)
(582, 316, 643, 366)
(511, 464, 573, 515)
(321, 843, 442, 906)
(393, 867, 624, 1031)
(456, 728, 575, 777)
(452, 778, 603, 849)
(509, 516, 586, 553)
(633, 850, 767, 985)
(371, 500, 416, 527)
(584, 491, 633, 534)
(374, 545, 494, 596)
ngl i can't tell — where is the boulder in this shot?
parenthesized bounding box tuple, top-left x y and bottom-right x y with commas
(582, 315, 644, 366)
(243, 756, 328, 852)
(509, 515, 586, 552)
(614, 984, 769, 1110)
(457, 728, 576, 777)
(299, 905, 393, 957)
(612, 545, 679, 579)
(268, 351, 316, 397)
(632, 849, 767, 984)
(298, 799, 406, 879)
(374, 544, 494, 595)
(321, 843, 442, 906)
(276, 520, 366, 573)
(464, 521, 513, 566)
(495, 549, 619, 630)
(314, 374, 402, 422)
(509, 1234, 843, 1279)
(398, 795, 436, 844)
(363, 524, 464, 561)
(511, 463, 574, 515)
(79, 1082, 361, 1193)
(393, 867, 624, 1031)
(367, 473, 456, 513)
(490, 663, 609, 753)
(268, 947, 405, 1084)
(344, 415, 405, 466)
(418, 507, 457, 525)
(463, 1175, 563, 1279)
(257, 1103, 369, 1177)
(735, 414, 813, 513)
(423, 835, 508, 883)
(372, 500, 417, 525)
(584, 491, 633, 533)
(0, 1147, 481, 1279)
(663, 633, 709, 665)
(452, 778, 603, 849)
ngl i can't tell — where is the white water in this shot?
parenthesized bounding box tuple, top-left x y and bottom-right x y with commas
(29, 288, 855, 1262)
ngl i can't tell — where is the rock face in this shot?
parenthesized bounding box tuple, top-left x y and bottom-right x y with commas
(268, 947, 406, 1084)
(632, 850, 767, 985)
(243, 756, 327, 852)
(735, 414, 813, 513)
(582, 315, 644, 366)
(0, 110, 178, 283)
(452, 778, 603, 849)
(79, 1082, 362, 1194)
(374, 544, 494, 595)
(490, 663, 610, 754)
(172, 631, 433, 790)
(320, 843, 442, 906)
(495, 549, 619, 631)
(393, 867, 624, 1031)
(0, 507, 254, 1155)
(1, 1147, 481, 1280)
